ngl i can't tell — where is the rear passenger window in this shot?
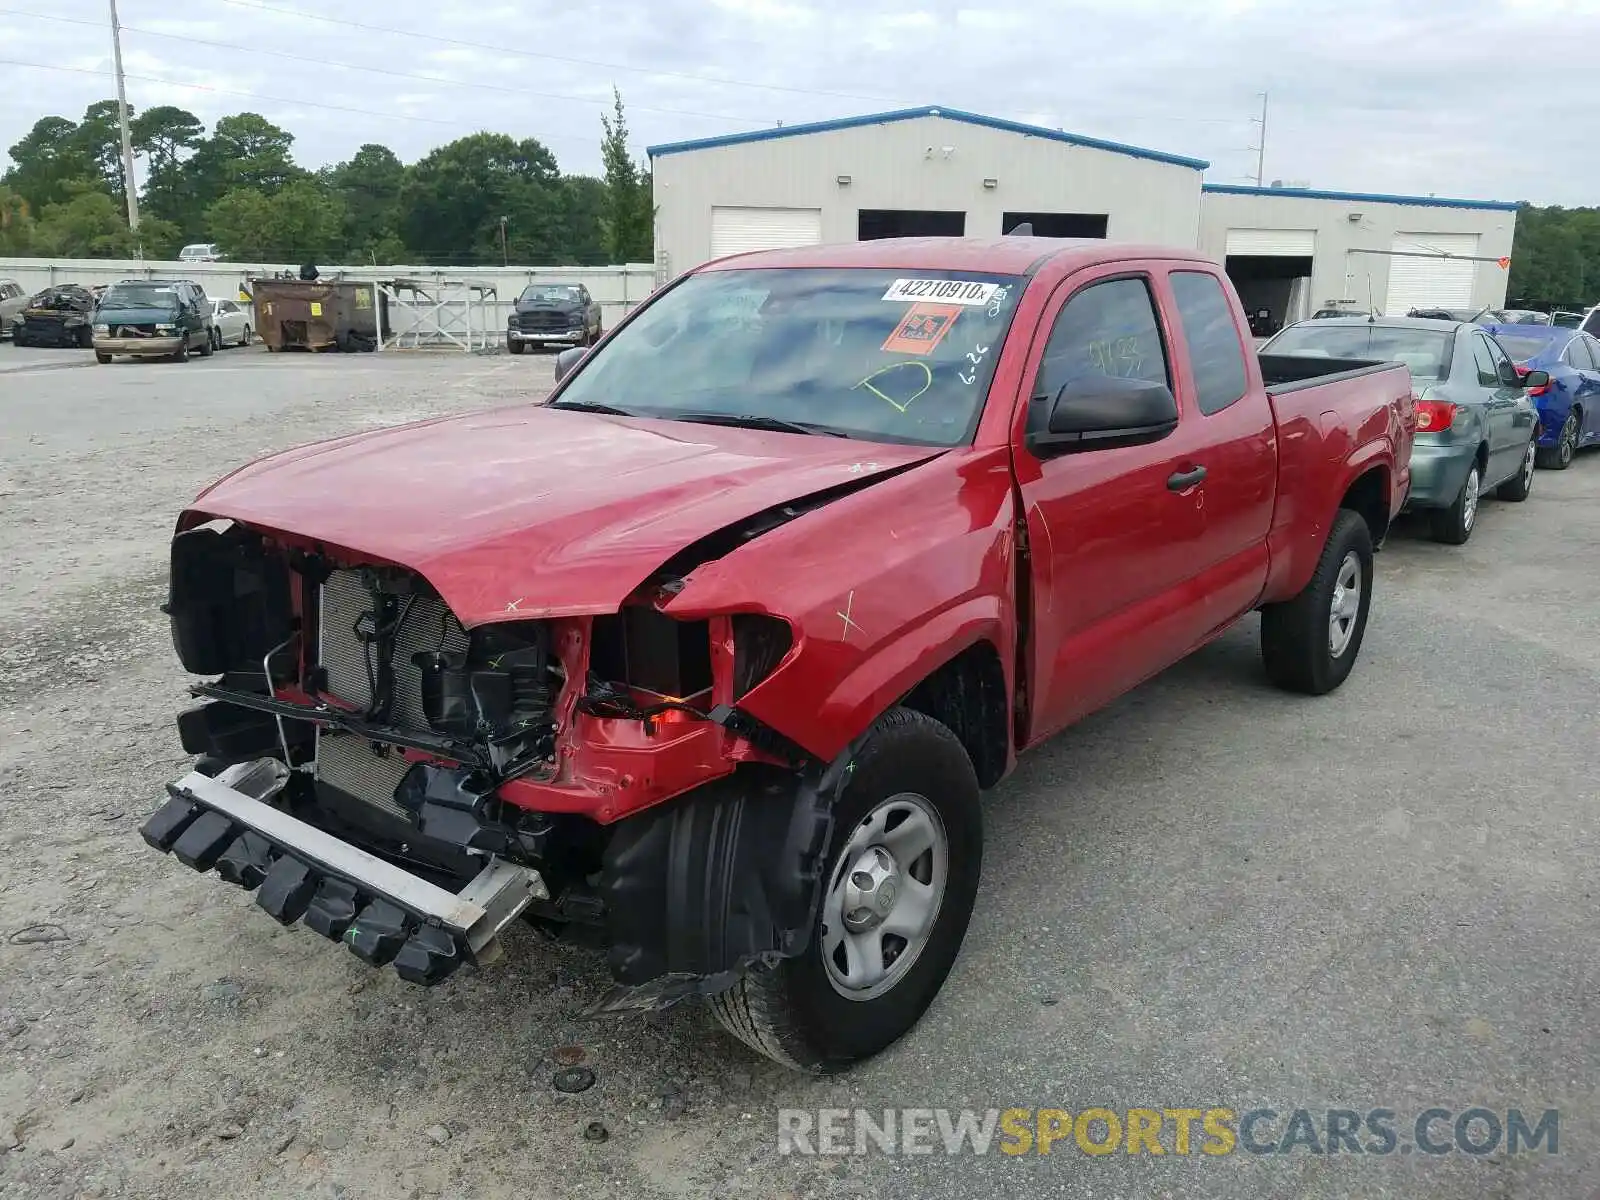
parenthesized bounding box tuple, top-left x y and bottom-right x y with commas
(1036, 277, 1169, 399)
(1170, 271, 1248, 415)
(1565, 337, 1595, 370)
(1471, 337, 1499, 386)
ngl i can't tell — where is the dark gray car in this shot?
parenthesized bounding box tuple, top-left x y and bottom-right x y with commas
(1262, 317, 1544, 545)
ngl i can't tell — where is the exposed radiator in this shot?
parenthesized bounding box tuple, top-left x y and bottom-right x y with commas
(318, 568, 470, 731)
(315, 730, 413, 820)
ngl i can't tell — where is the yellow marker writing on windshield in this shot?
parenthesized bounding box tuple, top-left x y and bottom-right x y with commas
(856, 360, 933, 413)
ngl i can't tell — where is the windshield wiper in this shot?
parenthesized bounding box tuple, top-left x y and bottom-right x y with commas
(670, 412, 850, 437)
(548, 400, 640, 417)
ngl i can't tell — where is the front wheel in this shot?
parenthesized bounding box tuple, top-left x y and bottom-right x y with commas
(1260, 508, 1374, 696)
(710, 708, 983, 1072)
(95, 350, 112, 364)
(199, 330, 215, 357)
(1497, 440, 1536, 501)
(507, 337, 525, 355)
(173, 338, 189, 362)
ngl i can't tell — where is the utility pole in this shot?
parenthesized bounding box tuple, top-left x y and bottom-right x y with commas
(498, 216, 508, 266)
(108, 0, 140, 232)
(1250, 90, 1269, 187)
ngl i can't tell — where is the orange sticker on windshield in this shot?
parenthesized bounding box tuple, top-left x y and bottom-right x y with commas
(881, 303, 961, 356)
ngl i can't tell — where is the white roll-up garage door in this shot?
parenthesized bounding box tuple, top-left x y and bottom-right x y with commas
(710, 207, 823, 258)
(1383, 233, 1479, 314)
(1225, 229, 1316, 256)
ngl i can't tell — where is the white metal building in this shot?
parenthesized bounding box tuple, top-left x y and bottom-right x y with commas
(1198, 185, 1518, 331)
(647, 106, 1208, 281)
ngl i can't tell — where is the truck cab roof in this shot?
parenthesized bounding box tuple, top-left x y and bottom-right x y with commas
(699, 236, 1216, 276)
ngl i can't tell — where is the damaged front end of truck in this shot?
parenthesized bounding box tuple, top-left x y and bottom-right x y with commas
(141, 497, 878, 1005)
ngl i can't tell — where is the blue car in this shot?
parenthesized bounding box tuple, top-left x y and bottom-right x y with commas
(1483, 323, 1600, 469)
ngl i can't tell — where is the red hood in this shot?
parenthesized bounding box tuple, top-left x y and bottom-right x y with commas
(186, 406, 940, 625)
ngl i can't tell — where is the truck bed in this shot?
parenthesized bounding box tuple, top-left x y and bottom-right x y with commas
(1259, 353, 1393, 393)
(1258, 354, 1416, 603)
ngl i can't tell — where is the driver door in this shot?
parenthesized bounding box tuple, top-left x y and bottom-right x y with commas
(1012, 265, 1211, 744)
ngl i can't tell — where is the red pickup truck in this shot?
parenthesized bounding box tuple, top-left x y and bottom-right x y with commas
(143, 238, 1414, 1072)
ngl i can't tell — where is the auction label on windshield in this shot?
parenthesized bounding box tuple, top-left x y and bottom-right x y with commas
(883, 279, 1000, 306)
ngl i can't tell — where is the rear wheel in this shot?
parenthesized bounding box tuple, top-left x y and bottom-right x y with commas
(709, 708, 983, 1072)
(240, 324, 252, 347)
(77, 326, 93, 348)
(1537, 410, 1579, 471)
(1260, 508, 1374, 696)
(1497, 440, 1536, 501)
(1429, 462, 1480, 545)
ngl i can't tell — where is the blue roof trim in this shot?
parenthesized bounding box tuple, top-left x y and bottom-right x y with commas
(645, 105, 1210, 170)
(1202, 183, 1519, 212)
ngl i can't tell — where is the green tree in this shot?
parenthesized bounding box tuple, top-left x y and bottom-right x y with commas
(207, 178, 346, 261)
(327, 143, 406, 261)
(558, 175, 609, 265)
(201, 113, 302, 195)
(399, 132, 562, 264)
(31, 188, 174, 258)
(3, 116, 98, 212)
(70, 100, 133, 205)
(131, 105, 205, 174)
(133, 106, 209, 238)
(599, 89, 652, 262)
(1507, 205, 1600, 307)
(0, 184, 35, 254)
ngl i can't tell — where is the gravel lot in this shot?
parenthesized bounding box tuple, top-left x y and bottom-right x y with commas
(2, 342, 1597, 1200)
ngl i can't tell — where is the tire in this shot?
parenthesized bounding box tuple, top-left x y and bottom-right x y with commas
(507, 337, 525, 355)
(709, 707, 983, 1072)
(1429, 461, 1480, 545)
(1497, 439, 1536, 501)
(77, 326, 93, 348)
(1536, 410, 1579, 471)
(199, 330, 215, 357)
(95, 351, 111, 364)
(240, 324, 252, 347)
(173, 338, 189, 362)
(1260, 508, 1374, 696)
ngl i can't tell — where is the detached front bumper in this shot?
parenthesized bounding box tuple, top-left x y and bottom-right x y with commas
(507, 327, 585, 345)
(141, 759, 547, 984)
(96, 335, 185, 357)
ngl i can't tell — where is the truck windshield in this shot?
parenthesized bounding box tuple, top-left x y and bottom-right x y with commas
(1269, 324, 1453, 382)
(551, 267, 1026, 446)
(521, 285, 581, 303)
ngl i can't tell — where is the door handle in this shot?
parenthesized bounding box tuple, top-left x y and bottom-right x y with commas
(1167, 465, 1207, 491)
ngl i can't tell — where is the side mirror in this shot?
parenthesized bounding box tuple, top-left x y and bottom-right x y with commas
(1519, 368, 1550, 389)
(553, 346, 587, 384)
(1025, 375, 1180, 457)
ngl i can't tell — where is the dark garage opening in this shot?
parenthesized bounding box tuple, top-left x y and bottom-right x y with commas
(1002, 212, 1108, 239)
(1224, 254, 1313, 337)
(858, 209, 967, 240)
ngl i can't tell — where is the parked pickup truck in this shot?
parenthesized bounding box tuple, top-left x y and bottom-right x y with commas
(142, 238, 1415, 1072)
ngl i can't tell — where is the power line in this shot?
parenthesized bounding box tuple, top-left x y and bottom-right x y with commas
(1, 7, 771, 129)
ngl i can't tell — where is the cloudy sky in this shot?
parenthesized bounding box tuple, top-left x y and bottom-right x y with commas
(1, 0, 1593, 206)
